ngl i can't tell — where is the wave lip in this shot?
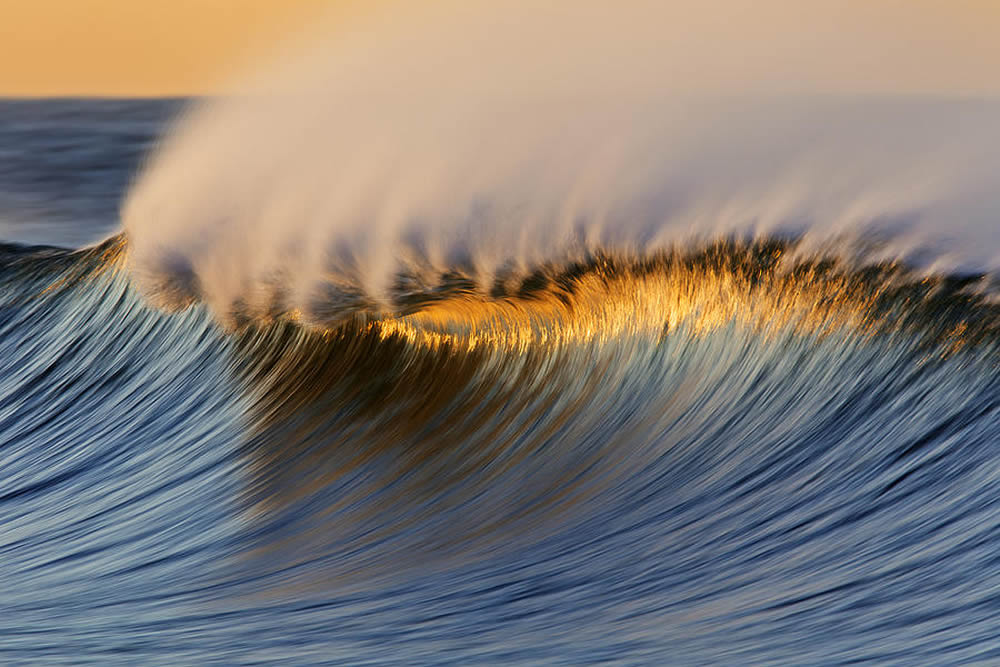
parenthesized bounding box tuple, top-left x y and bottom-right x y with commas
(12, 233, 969, 356)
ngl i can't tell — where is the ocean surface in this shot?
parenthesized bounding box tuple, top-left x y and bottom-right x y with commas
(3, 98, 1000, 666)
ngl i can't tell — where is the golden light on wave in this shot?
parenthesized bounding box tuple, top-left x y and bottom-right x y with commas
(221, 237, 995, 586)
(75, 235, 994, 357)
(369, 259, 873, 352)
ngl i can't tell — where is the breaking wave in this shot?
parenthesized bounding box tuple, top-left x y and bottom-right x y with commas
(6, 1, 1000, 662)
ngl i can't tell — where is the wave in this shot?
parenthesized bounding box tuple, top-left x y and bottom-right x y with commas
(7, 2, 1000, 659)
(4, 227, 1000, 661)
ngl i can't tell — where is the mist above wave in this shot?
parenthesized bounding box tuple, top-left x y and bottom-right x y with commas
(121, 0, 1000, 327)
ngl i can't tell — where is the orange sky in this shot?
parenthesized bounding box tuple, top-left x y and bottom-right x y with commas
(0, 0, 341, 96)
(0, 0, 998, 97)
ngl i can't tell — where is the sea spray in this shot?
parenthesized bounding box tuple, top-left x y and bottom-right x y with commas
(122, 0, 1000, 328)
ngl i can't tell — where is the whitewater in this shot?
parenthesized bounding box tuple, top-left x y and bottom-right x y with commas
(3, 1, 1000, 663)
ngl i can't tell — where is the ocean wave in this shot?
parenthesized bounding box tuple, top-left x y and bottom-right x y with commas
(3, 229, 1000, 662)
(5, 0, 1000, 658)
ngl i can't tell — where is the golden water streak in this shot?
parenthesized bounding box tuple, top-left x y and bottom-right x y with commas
(79, 236, 988, 355)
(369, 263, 881, 353)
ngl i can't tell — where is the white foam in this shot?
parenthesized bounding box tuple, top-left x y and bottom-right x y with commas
(122, 0, 1000, 324)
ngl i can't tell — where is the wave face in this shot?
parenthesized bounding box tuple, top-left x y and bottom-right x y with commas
(3, 227, 1000, 663)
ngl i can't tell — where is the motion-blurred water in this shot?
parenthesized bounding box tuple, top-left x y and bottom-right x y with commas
(3, 98, 1000, 666)
(0, 99, 180, 247)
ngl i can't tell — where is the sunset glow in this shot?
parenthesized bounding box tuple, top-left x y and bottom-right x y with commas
(0, 0, 999, 97)
(0, 0, 339, 96)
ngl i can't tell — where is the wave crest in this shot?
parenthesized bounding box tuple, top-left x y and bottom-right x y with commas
(51, 234, 991, 354)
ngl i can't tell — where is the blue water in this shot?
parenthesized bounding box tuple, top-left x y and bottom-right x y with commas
(2, 99, 1000, 665)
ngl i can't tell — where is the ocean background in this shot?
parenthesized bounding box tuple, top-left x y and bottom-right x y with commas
(0, 99, 180, 247)
(2, 96, 1000, 666)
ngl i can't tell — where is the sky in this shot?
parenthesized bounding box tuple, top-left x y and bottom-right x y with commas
(0, 0, 998, 97)
(0, 0, 339, 96)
